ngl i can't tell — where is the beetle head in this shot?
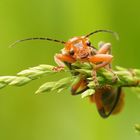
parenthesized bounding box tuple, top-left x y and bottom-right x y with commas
(63, 36, 92, 59)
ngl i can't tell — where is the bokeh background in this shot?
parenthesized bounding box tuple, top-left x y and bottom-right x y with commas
(0, 0, 140, 140)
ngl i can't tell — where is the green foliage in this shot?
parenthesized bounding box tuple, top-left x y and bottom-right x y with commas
(0, 63, 140, 100)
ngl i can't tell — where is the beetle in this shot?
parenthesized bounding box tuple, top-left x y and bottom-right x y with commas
(10, 29, 123, 118)
(10, 30, 118, 84)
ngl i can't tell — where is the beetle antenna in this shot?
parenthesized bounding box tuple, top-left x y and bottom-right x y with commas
(85, 29, 119, 40)
(9, 37, 66, 47)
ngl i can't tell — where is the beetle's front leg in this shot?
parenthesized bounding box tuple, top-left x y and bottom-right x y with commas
(97, 42, 112, 68)
(89, 54, 113, 69)
(89, 54, 113, 85)
(53, 54, 76, 71)
(97, 42, 119, 82)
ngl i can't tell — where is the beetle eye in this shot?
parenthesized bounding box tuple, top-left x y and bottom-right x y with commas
(86, 41, 91, 46)
(69, 50, 74, 55)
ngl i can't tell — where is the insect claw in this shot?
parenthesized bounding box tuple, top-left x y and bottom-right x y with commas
(52, 66, 64, 72)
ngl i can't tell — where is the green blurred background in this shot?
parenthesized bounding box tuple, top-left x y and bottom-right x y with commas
(0, 0, 140, 140)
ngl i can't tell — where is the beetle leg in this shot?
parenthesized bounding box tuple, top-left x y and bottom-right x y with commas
(105, 67, 119, 83)
(91, 62, 110, 86)
(98, 42, 119, 82)
(98, 41, 105, 49)
(92, 69, 99, 86)
(53, 54, 76, 71)
(96, 42, 118, 83)
(98, 42, 112, 68)
(89, 54, 113, 65)
(89, 54, 113, 86)
(71, 76, 88, 95)
(90, 53, 118, 83)
(55, 54, 76, 63)
(97, 42, 111, 54)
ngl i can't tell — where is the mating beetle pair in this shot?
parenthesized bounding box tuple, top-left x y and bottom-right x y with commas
(11, 30, 124, 118)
